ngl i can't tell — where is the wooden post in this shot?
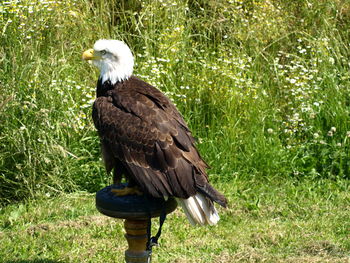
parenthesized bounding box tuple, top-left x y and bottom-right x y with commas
(124, 219, 151, 263)
(96, 185, 178, 262)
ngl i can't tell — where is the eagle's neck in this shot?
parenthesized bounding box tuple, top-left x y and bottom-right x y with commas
(99, 64, 132, 85)
(94, 55, 134, 85)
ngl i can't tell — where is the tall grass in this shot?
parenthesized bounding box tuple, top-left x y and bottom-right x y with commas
(1, 0, 350, 204)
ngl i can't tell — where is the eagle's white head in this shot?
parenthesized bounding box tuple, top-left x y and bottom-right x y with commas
(82, 39, 134, 84)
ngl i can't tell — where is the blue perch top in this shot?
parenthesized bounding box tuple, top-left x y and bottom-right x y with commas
(95, 184, 177, 219)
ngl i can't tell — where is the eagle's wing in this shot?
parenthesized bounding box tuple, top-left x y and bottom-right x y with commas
(92, 80, 209, 199)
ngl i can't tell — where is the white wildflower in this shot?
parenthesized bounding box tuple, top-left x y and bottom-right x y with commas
(289, 78, 296, 84)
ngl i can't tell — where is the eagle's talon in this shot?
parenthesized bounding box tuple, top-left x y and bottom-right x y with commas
(111, 187, 143, 196)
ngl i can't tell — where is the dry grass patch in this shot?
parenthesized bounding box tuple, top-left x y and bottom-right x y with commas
(26, 215, 114, 235)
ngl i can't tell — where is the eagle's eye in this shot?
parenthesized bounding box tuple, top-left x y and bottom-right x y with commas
(101, 50, 107, 55)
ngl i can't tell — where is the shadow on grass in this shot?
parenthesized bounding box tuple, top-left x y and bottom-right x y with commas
(5, 260, 64, 263)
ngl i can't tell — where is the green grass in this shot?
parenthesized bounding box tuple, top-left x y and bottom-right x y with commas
(1, 0, 350, 261)
(1, 176, 349, 262)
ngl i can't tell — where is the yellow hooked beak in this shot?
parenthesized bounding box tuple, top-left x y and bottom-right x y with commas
(82, 48, 100, 60)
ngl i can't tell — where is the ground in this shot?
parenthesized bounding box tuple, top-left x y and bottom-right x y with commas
(1, 177, 349, 263)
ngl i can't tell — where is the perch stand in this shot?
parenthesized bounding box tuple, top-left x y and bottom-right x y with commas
(96, 185, 177, 263)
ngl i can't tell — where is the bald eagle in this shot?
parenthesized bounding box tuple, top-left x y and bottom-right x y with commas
(83, 40, 227, 225)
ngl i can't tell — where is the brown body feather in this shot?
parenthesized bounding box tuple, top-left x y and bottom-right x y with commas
(92, 76, 227, 207)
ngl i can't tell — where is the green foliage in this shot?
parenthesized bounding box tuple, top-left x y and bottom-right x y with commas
(1, 0, 350, 203)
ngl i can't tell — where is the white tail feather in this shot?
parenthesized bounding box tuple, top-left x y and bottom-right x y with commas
(177, 193, 220, 226)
